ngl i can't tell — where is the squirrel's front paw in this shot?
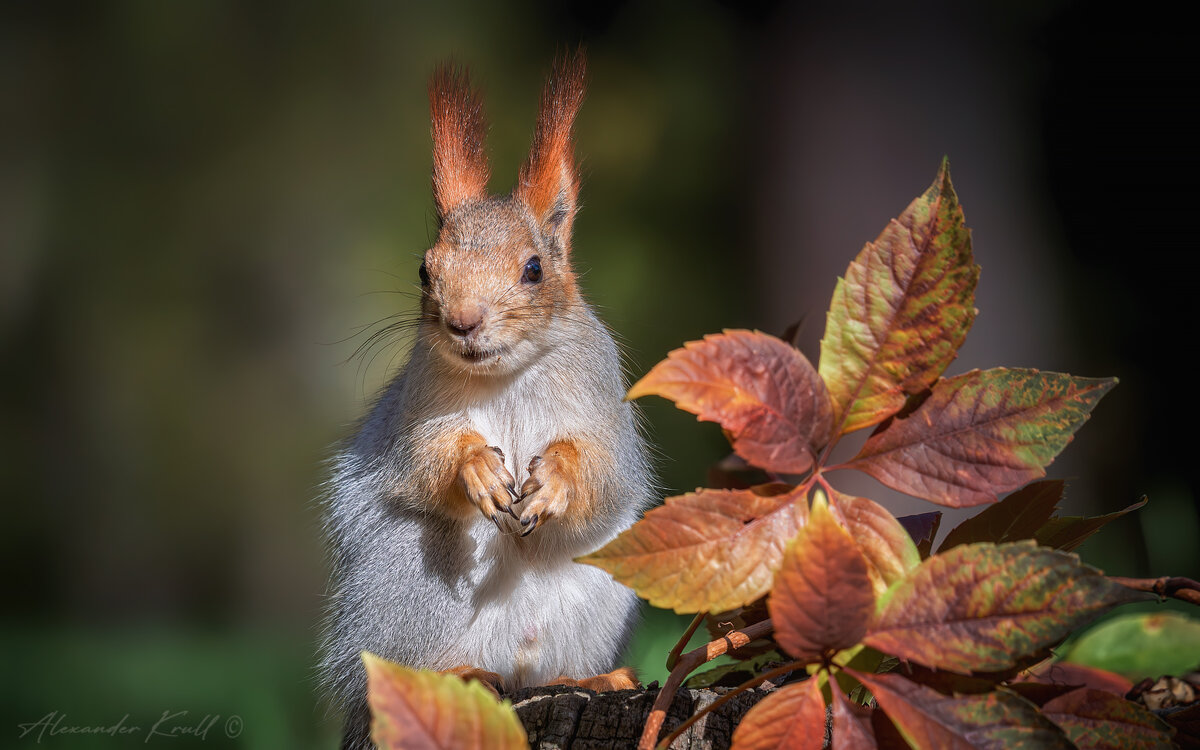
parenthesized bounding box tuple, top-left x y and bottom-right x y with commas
(458, 445, 519, 525)
(516, 454, 573, 536)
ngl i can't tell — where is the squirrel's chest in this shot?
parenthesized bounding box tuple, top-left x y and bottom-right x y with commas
(464, 392, 571, 484)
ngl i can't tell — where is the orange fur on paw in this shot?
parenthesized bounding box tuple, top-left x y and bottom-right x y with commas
(457, 438, 519, 524)
(517, 441, 582, 535)
(548, 666, 640, 692)
(441, 665, 506, 698)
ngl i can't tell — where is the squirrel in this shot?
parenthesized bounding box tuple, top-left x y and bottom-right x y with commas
(318, 51, 654, 749)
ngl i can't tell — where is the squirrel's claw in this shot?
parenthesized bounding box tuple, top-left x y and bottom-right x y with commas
(520, 514, 539, 536)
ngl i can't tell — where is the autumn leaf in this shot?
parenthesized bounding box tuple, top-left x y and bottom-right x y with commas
(847, 368, 1116, 507)
(830, 685, 877, 750)
(577, 485, 805, 613)
(769, 491, 875, 661)
(1041, 688, 1175, 749)
(1035, 498, 1147, 552)
(850, 670, 1072, 749)
(828, 489, 921, 596)
(819, 159, 979, 436)
(627, 330, 833, 474)
(863, 541, 1148, 673)
(730, 676, 827, 750)
(363, 652, 527, 750)
(939, 480, 1066, 551)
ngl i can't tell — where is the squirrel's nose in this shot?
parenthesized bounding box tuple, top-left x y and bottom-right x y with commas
(446, 306, 485, 337)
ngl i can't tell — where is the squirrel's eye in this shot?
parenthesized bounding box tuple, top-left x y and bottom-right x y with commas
(522, 256, 542, 284)
(418, 261, 430, 286)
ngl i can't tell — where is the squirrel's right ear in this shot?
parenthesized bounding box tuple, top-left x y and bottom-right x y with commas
(429, 65, 490, 221)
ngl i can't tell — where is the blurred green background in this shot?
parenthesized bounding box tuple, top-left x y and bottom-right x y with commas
(3, 1, 1196, 747)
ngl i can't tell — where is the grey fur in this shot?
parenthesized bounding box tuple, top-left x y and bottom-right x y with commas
(317, 206, 653, 748)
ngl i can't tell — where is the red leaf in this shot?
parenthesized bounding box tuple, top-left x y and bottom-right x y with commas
(829, 490, 921, 596)
(363, 653, 528, 750)
(1041, 688, 1174, 749)
(939, 480, 1066, 551)
(731, 677, 827, 750)
(864, 541, 1148, 674)
(850, 670, 1072, 749)
(819, 159, 980, 435)
(577, 485, 805, 613)
(831, 686, 877, 750)
(769, 492, 875, 661)
(848, 368, 1116, 507)
(1035, 498, 1147, 552)
(628, 330, 833, 473)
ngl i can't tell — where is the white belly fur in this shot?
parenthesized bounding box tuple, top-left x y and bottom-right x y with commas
(433, 533, 634, 686)
(428, 367, 634, 686)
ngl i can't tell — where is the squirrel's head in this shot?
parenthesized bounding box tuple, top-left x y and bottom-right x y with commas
(418, 53, 587, 376)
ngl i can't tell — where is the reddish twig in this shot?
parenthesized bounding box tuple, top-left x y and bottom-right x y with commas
(1110, 576, 1200, 606)
(655, 659, 809, 749)
(637, 618, 775, 750)
(665, 612, 707, 672)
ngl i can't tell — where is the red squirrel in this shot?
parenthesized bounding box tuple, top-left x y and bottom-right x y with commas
(318, 52, 653, 748)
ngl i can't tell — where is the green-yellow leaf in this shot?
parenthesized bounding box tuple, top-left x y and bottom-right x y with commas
(819, 159, 980, 435)
(864, 541, 1148, 674)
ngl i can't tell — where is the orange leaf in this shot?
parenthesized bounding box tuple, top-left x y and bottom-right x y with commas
(577, 485, 805, 613)
(828, 489, 921, 596)
(628, 330, 833, 474)
(769, 492, 875, 661)
(363, 652, 528, 750)
(819, 159, 979, 435)
(731, 677, 827, 750)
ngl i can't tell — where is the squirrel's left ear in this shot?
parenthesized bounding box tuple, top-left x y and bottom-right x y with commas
(517, 49, 585, 252)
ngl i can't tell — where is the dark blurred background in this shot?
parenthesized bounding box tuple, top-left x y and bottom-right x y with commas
(3, 1, 1197, 747)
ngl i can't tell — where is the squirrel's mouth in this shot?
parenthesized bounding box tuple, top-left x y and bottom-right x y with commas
(457, 344, 504, 363)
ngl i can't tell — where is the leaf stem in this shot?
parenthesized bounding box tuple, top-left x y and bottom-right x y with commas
(666, 612, 707, 672)
(815, 473, 835, 496)
(1109, 575, 1200, 606)
(637, 619, 775, 750)
(654, 660, 811, 749)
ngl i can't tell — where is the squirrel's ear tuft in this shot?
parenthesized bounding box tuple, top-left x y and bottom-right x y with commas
(517, 48, 586, 247)
(429, 64, 490, 221)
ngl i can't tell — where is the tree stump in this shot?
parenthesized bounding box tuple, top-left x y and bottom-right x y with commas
(508, 683, 772, 750)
